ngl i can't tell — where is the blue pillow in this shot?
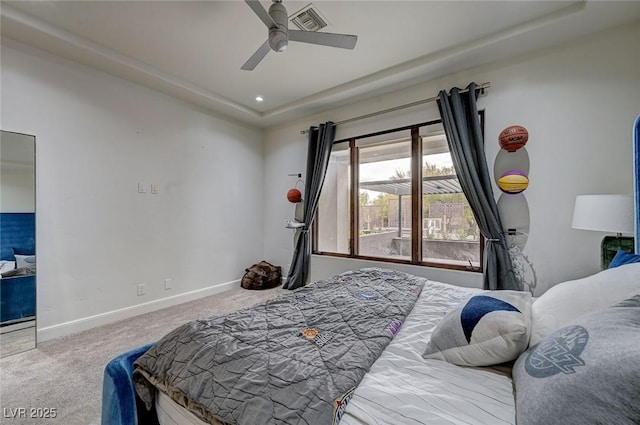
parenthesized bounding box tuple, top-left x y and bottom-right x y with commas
(13, 247, 35, 256)
(608, 249, 640, 269)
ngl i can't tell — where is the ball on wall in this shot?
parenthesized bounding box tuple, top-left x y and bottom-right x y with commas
(498, 170, 529, 194)
(287, 188, 302, 203)
(499, 125, 529, 152)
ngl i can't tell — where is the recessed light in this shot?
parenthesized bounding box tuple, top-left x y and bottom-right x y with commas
(255, 96, 264, 102)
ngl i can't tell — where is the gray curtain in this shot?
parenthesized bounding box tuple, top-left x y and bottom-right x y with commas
(284, 122, 336, 290)
(437, 83, 519, 290)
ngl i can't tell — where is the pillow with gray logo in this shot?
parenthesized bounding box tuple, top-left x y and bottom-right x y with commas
(513, 294, 640, 425)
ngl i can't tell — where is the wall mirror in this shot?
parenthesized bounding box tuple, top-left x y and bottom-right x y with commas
(0, 130, 36, 357)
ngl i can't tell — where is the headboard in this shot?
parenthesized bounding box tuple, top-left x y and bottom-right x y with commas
(634, 115, 640, 253)
(0, 212, 35, 261)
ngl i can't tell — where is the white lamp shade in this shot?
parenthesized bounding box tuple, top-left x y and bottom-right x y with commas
(571, 194, 634, 234)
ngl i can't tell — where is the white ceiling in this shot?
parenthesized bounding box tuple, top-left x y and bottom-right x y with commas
(2, 1, 640, 128)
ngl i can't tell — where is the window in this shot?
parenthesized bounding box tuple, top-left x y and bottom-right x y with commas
(314, 119, 482, 272)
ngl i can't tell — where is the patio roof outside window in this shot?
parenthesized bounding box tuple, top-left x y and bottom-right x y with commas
(360, 175, 462, 195)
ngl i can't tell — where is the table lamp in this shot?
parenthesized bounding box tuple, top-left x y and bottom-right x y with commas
(571, 194, 635, 269)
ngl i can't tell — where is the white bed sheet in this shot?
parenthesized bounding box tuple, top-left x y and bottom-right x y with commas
(341, 280, 515, 425)
(0, 260, 15, 274)
(155, 280, 516, 425)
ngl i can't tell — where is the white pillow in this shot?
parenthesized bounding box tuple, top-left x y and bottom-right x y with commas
(14, 254, 36, 269)
(423, 290, 533, 366)
(529, 262, 640, 347)
(0, 260, 16, 274)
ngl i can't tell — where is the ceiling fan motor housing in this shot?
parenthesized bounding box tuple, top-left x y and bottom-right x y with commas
(268, 1, 288, 52)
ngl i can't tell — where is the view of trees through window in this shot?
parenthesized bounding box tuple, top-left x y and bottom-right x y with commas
(359, 163, 479, 240)
(315, 121, 481, 271)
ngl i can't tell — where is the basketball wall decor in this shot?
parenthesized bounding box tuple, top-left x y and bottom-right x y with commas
(499, 125, 529, 152)
(287, 188, 302, 203)
(498, 170, 529, 194)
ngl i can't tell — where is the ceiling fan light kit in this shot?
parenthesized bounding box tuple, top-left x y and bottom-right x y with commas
(242, 0, 358, 71)
(268, 1, 288, 52)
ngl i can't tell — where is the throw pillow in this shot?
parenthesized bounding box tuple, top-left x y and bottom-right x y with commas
(12, 246, 35, 256)
(529, 262, 640, 346)
(422, 290, 532, 366)
(608, 249, 640, 269)
(513, 294, 640, 425)
(14, 254, 36, 269)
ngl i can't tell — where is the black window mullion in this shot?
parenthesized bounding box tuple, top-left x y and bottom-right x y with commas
(349, 138, 358, 257)
(411, 126, 422, 264)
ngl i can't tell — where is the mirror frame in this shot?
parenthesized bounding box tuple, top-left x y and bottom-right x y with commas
(635, 116, 640, 253)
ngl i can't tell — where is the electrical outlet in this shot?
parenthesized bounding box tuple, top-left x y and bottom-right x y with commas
(137, 283, 145, 296)
(151, 184, 159, 194)
(164, 278, 172, 290)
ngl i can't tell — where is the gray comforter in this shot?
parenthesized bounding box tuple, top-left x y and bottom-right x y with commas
(133, 268, 426, 425)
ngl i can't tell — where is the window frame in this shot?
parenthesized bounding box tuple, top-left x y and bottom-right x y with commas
(312, 115, 484, 273)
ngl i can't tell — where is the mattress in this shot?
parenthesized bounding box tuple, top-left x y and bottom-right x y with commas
(154, 279, 516, 425)
(156, 391, 222, 425)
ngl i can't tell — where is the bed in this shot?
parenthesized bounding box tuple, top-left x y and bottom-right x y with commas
(0, 274, 36, 323)
(102, 264, 640, 425)
(0, 212, 36, 325)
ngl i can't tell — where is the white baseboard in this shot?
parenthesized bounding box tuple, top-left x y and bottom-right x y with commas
(37, 279, 238, 342)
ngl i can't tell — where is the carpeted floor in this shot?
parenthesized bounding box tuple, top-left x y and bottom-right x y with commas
(0, 286, 285, 424)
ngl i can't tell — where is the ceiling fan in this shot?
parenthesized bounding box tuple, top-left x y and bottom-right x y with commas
(241, 0, 358, 70)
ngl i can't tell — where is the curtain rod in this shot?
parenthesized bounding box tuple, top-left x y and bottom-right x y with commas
(300, 82, 490, 135)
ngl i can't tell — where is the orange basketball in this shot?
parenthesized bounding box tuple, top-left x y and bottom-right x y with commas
(287, 188, 302, 203)
(499, 125, 528, 152)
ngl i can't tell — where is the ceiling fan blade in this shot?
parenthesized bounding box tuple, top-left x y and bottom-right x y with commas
(245, 0, 276, 28)
(289, 30, 358, 49)
(241, 40, 271, 70)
